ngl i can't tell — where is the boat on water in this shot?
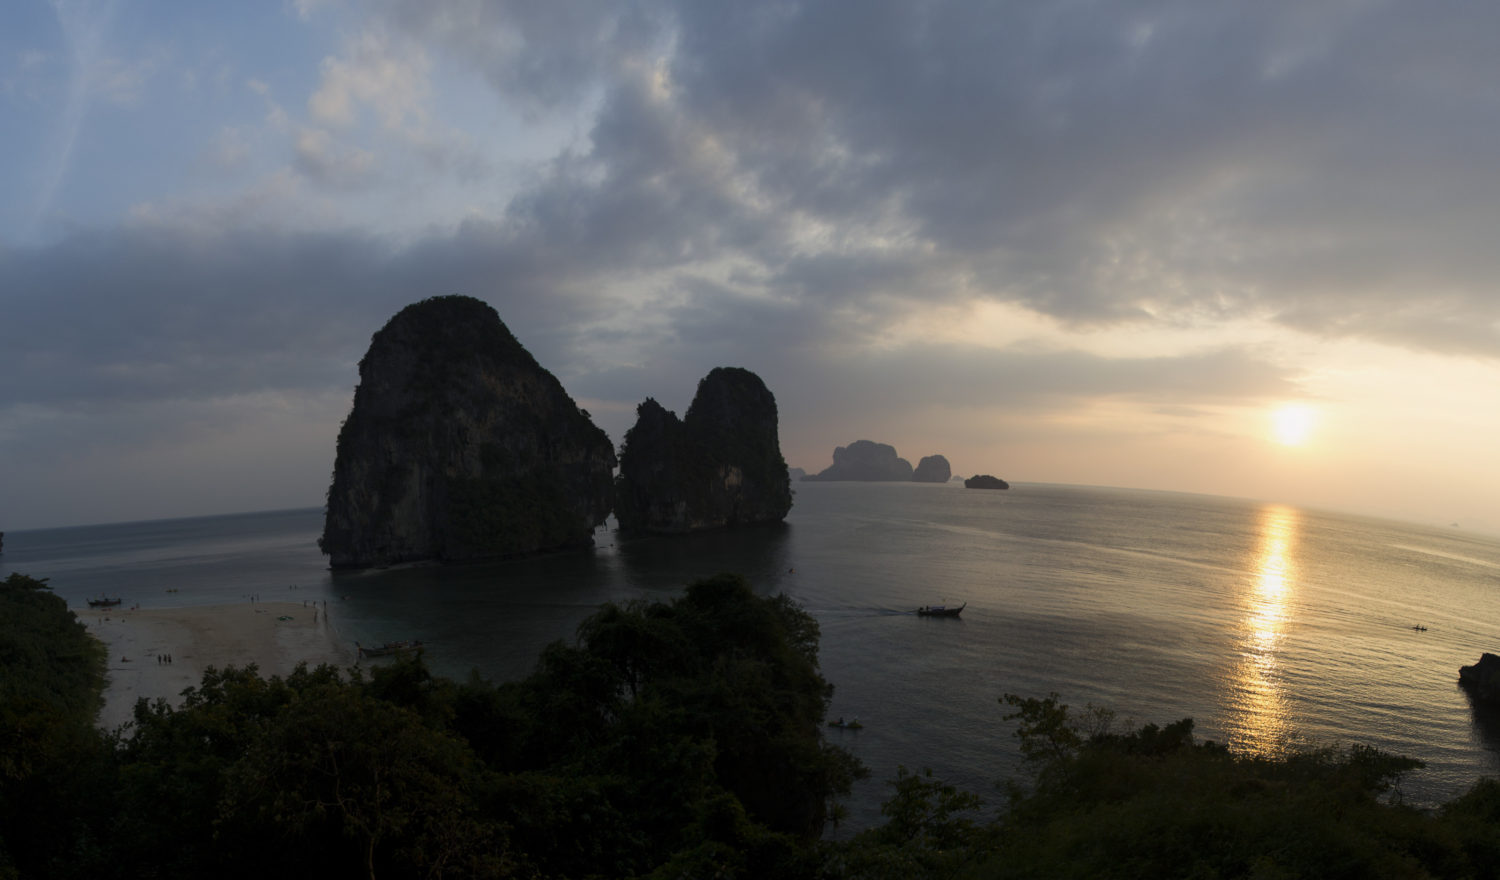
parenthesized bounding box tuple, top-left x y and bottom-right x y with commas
(356, 639, 423, 658)
(87, 597, 123, 608)
(828, 718, 864, 730)
(915, 602, 965, 617)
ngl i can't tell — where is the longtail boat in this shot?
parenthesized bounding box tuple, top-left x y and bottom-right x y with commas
(915, 602, 965, 618)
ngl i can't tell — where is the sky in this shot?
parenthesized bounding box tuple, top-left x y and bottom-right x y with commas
(3, 0, 1500, 534)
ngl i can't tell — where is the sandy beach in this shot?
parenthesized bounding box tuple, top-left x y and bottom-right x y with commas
(86, 601, 358, 731)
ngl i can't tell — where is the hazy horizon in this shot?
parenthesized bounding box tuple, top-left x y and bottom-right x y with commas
(5, 2, 1500, 534)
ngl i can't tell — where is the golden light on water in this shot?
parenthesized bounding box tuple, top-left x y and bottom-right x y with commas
(1225, 504, 1300, 756)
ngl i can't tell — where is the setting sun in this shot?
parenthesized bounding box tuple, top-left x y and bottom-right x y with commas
(1273, 405, 1317, 446)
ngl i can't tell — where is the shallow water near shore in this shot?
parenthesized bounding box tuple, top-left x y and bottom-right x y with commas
(9, 482, 1500, 831)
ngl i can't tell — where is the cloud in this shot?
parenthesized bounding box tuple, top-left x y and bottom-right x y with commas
(380, 0, 664, 114)
(308, 27, 429, 130)
(367, 0, 1500, 355)
(294, 127, 379, 188)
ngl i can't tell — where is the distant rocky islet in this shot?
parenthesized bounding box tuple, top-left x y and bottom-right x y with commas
(800, 441, 1005, 489)
(963, 474, 1010, 490)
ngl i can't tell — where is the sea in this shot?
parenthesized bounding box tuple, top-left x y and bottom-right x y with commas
(7, 481, 1500, 832)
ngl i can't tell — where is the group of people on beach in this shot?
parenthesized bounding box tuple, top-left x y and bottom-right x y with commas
(156, 653, 173, 664)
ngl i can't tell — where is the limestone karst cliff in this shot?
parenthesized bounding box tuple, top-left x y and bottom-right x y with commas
(319, 295, 616, 568)
(804, 440, 914, 481)
(912, 454, 952, 483)
(614, 367, 793, 534)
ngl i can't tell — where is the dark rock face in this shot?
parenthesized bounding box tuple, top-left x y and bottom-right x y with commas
(804, 440, 913, 481)
(964, 474, 1010, 490)
(1461, 653, 1500, 702)
(320, 295, 616, 568)
(912, 455, 952, 483)
(615, 367, 793, 534)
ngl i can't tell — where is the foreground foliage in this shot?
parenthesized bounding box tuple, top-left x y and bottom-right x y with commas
(0, 573, 862, 878)
(829, 694, 1500, 879)
(0, 573, 110, 879)
(6, 570, 1500, 878)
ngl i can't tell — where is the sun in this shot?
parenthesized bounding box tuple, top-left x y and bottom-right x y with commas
(1272, 404, 1316, 446)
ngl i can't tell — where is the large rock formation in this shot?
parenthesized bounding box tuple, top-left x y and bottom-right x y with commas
(615, 367, 793, 534)
(320, 295, 616, 568)
(804, 440, 914, 481)
(912, 455, 952, 483)
(964, 474, 1010, 490)
(1461, 653, 1500, 703)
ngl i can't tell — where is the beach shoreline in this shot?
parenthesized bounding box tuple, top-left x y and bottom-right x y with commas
(85, 601, 358, 731)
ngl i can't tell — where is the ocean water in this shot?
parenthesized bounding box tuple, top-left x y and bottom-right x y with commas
(8, 482, 1500, 830)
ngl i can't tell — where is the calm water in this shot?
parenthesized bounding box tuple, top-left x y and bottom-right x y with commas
(8, 482, 1500, 829)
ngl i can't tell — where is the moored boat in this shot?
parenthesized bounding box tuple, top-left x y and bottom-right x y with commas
(357, 639, 423, 658)
(87, 597, 123, 608)
(915, 602, 965, 617)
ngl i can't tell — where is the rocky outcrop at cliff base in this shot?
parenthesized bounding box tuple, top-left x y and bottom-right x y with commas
(1461, 653, 1500, 703)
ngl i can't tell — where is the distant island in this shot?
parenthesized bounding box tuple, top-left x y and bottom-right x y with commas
(964, 474, 1010, 490)
(913, 454, 951, 483)
(803, 440, 954, 483)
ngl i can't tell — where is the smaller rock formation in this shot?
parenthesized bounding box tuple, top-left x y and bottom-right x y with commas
(964, 474, 1010, 490)
(912, 455, 952, 483)
(804, 440, 913, 481)
(788, 467, 807, 482)
(1461, 653, 1500, 702)
(614, 367, 793, 534)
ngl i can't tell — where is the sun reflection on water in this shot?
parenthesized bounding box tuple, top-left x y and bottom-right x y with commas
(1225, 505, 1300, 756)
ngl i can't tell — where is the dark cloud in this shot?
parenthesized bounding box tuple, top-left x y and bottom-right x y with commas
(407, 0, 1500, 350)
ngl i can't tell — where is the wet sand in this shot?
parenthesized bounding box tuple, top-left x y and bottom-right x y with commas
(86, 601, 357, 731)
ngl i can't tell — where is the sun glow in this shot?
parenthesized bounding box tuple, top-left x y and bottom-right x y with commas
(1272, 404, 1316, 446)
